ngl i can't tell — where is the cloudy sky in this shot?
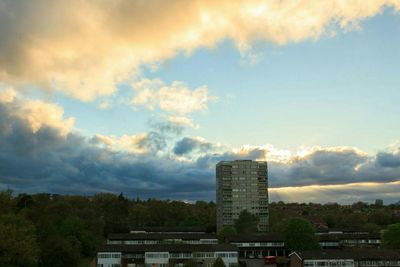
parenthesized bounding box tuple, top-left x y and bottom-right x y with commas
(1, 0, 400, 203)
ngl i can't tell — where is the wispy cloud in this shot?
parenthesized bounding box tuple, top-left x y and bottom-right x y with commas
(0, 0, 399, 100)
(131, 78, 215, 115)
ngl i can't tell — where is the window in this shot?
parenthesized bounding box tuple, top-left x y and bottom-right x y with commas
(146, 253, 169, 259)
(98, 253, 121, 259)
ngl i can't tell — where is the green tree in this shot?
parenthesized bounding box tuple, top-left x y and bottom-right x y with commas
(39, 236, 81, 267)
(234, 210, 259, 234)
(284, 218, 320, 252)
(212, 257, 226, 267)
(183, 259, 197, 267)
(218, 225, 237, 243)
(342, 212, 367, 227)
(0, 189, 15, 214)
(323, 214, 337, 228)
(369, 209, 391, 226)
(0, 214, 39, 267)
(382, 223, 400, 249)
(363, 223, 380, 234)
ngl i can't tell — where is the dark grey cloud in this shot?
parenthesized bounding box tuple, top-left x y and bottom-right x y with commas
(269, 149, 400, 188)
(192, 147, 400, 189)
(0, 100, 214, 200)
(269, 149, 368, 187)
(173, 137, 214, 155)
(376, 150, 400, 167)
(1, 98, 400, 202)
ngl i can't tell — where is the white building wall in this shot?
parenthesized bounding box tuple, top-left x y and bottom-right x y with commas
(97, 252, 122, 267)
(215, 251, 238, 267)
(145, 252, 169, 266)
(304, 259, 354, 267)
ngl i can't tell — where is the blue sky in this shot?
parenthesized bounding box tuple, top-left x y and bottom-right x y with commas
(56, 8, 400, 154)
(1, 1, 400, 203)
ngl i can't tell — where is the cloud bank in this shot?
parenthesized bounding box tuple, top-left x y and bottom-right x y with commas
(0, 90, 399, 203)
(1, 0, 399, 100)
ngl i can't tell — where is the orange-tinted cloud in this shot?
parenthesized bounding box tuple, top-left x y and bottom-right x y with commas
(1, 0, 399, 100)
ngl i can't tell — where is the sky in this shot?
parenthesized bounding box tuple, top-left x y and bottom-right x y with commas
(0, 0, 400, 204)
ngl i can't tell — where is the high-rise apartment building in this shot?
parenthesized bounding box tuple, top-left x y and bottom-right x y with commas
(216, 160, 268, 232)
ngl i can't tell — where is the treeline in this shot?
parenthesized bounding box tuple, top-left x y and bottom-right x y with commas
(0, 190, 216, 267)
(1, 189, 400, 267)
(269, 201, 400, 234)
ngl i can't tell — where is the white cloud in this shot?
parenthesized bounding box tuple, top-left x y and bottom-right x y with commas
(167, 116, 199, 129)
(0, 87, 16, 103)
(93, 133, 149, 154)
(98, 101, 112, 110)
(0, 88, 75, 136)
(1, 0, 399, 100)
(132, 78, 215, 114)
(18, 100, 75, 137)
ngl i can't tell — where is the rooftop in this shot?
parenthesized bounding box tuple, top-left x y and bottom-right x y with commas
(225, 234, 283, 242)
(108, 233, 217, 241)
(292, 248, 400, 260)
(98, 244, 238, 253)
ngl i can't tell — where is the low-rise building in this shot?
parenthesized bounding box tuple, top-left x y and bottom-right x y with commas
(225, 234, 286, 258)
(317, 233, 381, 248)
(289, 248, 400, 267)
(107, 233, 218, 245)
(97, 244, 239, 267)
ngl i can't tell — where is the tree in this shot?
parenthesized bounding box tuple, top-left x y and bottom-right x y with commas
(0, 214, 39, 267)
(342, 213, 367, 227)
(284, 218, 320, 252)
(363, 223, 380, 234)
(39, 236, 81, 267)
(323, 214, 337, 228)
(218, 225, 237, 243)
(382, 223, 400, 249)
(369, 209, 391, 226)
(234, 210, 259, 234)
(183, 259, 197, 267)
(0, 189, 14, 214)
(212, 257, 226, 267)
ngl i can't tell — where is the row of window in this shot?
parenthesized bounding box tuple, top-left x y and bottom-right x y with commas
(98, 253, 121, 259)
(215, 252, 238, 258)
(304, 260, 354, 267)
(342, 239, 380, 244)
(109, 252, 238, 260)
(233, 242, 284, 247)
(108, 239, 218, 245)
(357, 261, 400, 266)
(193, 252, 216, 258)
(169, 253, 192, 259)
(146, 253, 169, 259)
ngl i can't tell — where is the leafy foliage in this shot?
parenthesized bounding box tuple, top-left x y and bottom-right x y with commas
(234, 210, 259, 234)
(0, 191, 217, 266)
(1, 190, 399, 265)
(284, 218, 320, 252)
(382, 223, 400, 249)
(218, 225, 237, 243)
(183, 259, 198, 267)
(212, 257, 226, 267)
(0, 214, 39, 267)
